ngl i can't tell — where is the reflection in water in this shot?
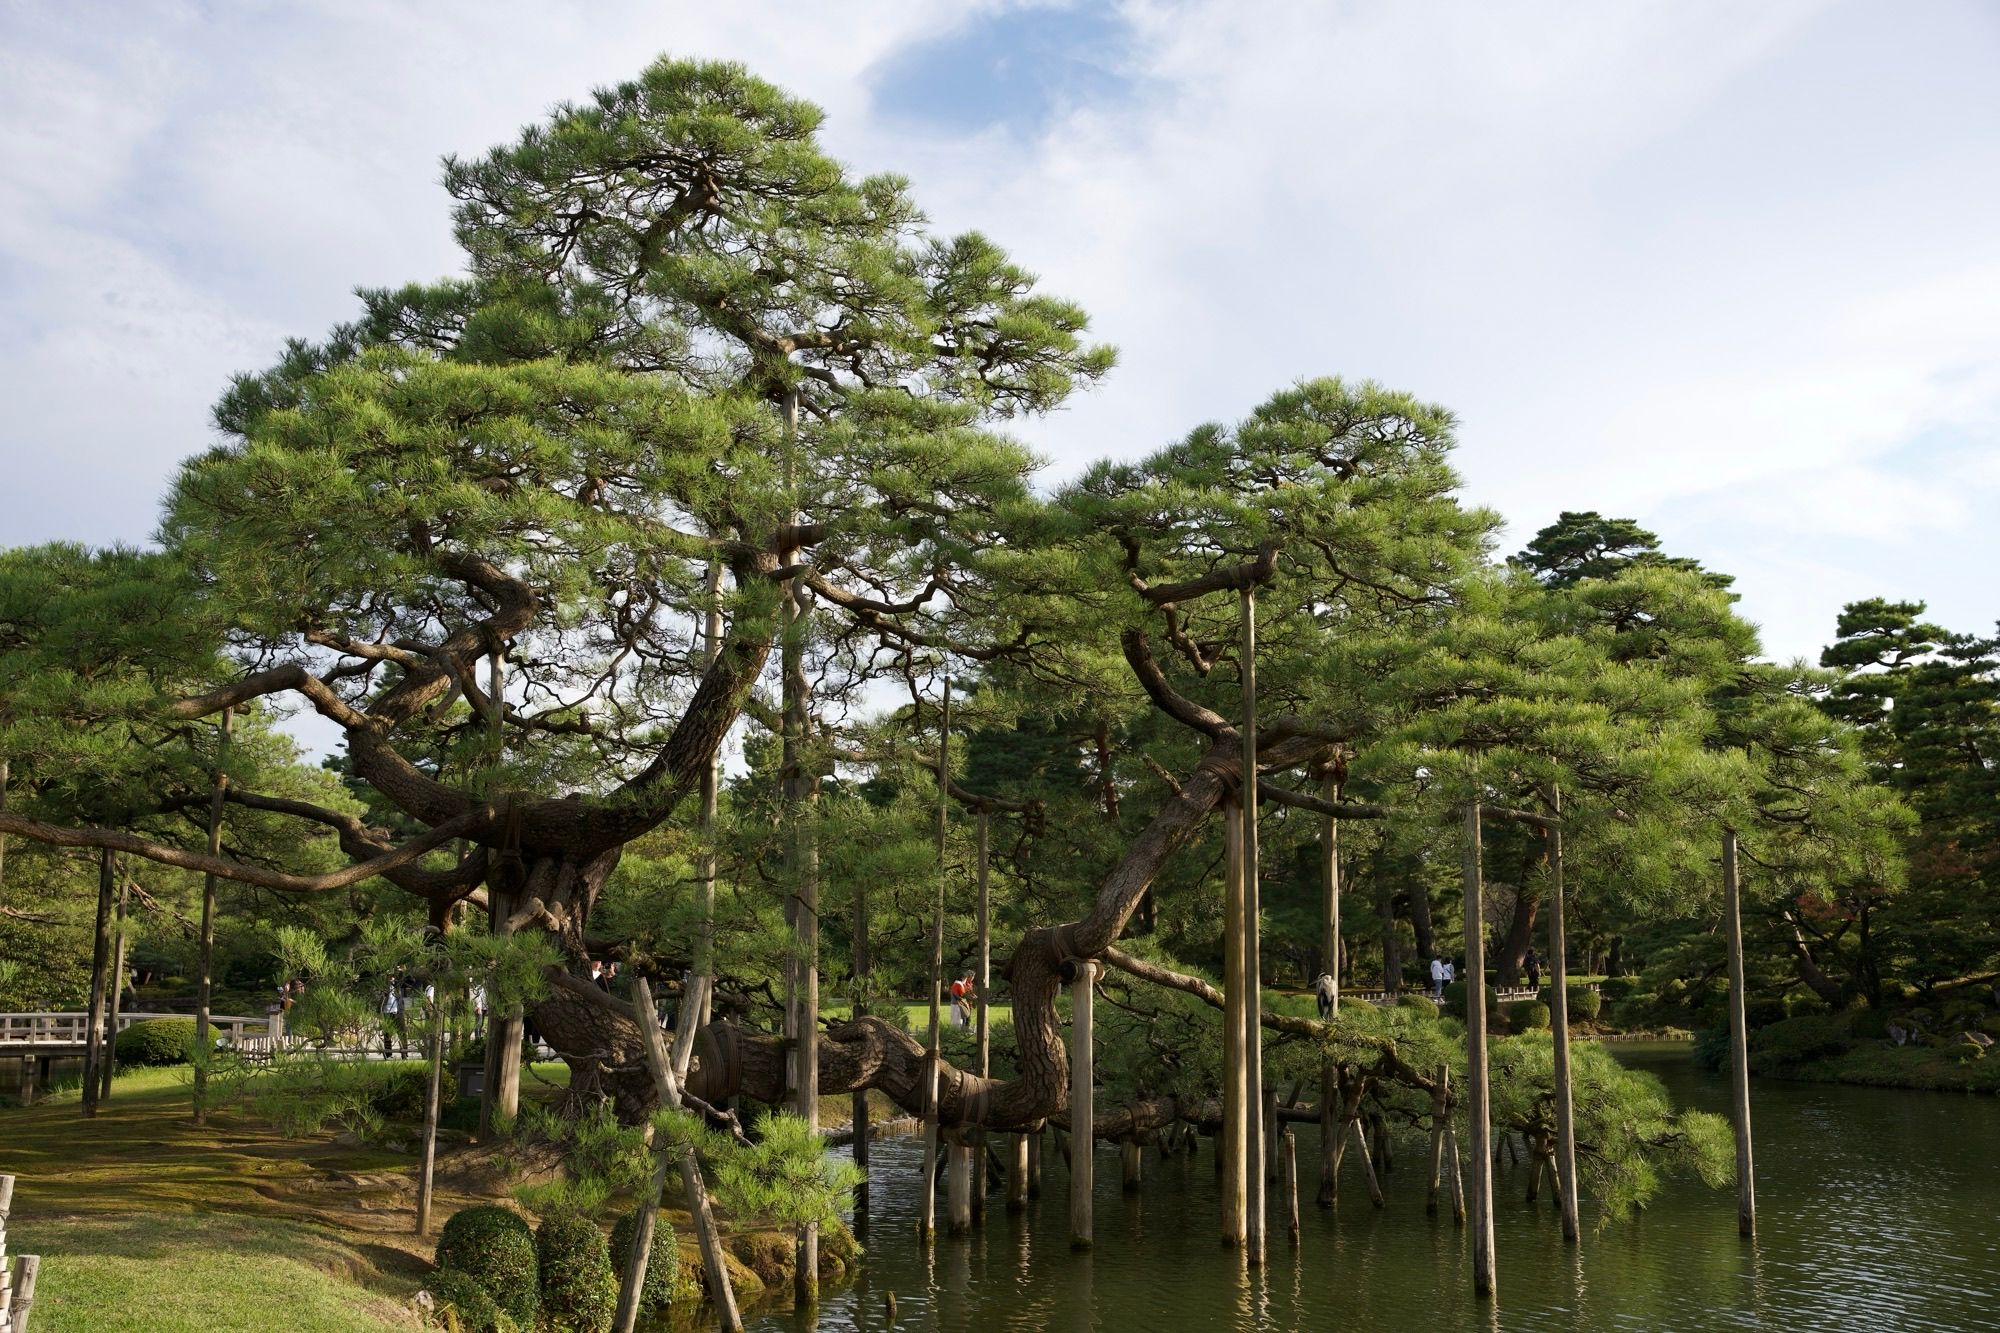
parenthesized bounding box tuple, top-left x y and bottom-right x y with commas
(759, 1047, 2000, 1331)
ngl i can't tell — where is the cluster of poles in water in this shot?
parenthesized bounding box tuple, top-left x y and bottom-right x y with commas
(870, 585, 1759, 1311)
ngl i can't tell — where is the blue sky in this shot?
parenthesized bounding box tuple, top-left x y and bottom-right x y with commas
(2, 0, 1997, 683)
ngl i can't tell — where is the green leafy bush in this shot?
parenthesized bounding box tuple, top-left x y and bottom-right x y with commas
(115, 1017, 197, 1067)
(1692, 1025, 1730, 1073)
(1748, 1012, 1853, 1072)
(425, 1267, 519, 1333)
(1508, 1000, 1551, 1033)
(1396, 993, 1439, 1019)
(1744, 998, 1787, 1029)
(435, 1206, 539, 1327)
(1850, 1007, 1891, 1040)
(536, 1211, 615, 1333)
(373, 1062, 456, 1122)
(1537, 984, 1602, 1023)
(609, 1211, 680, 1318)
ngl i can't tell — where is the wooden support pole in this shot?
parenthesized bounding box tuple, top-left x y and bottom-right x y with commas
(1282, 1129, 1300, 1247)
(1462, 804, 1496, 1297)
(1240, 589, 1266, 1267)
(1028, 1126, 1043, 1198)
(194, 707, 231, 1123)
(780, 382, 820, 1303)
(81, 848, 115, 1118)
(1069, 959, 1099, 1250)
(631, 978, 740, 1333)
(1349, 1117, 1385, 1207)
(480, 654, 521, 1141)
(1427, 1066, 1449, 1216)
(1121, 1139, 1142, 1193)
(1220, 797, 1248, 1245)
(1723, 828, 1757, 1239)
(1547, 788, 1581, 1243)
(973, 807, 991, 1224)
(1445, 1122, 1467, 1227)
(919, 673, 950, 1245)
(98, 871, 130, 1102)
(416, 996, 445, 1235)
(1317, 770, 1341, 1210)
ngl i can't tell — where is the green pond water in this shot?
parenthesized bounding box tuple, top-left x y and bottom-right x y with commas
(755, 1045, 2000, 1332)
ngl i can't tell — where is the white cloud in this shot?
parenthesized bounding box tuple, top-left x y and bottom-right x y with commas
(2, 0, 1996, 677)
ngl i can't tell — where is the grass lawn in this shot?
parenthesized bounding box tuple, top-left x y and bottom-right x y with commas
(0, 1064, 570, 1332)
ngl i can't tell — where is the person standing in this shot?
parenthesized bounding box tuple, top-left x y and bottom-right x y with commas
(381, 977, 404, 1058)
(1525, 948, 1543, 991)
(1430, 955, 1447, 1001)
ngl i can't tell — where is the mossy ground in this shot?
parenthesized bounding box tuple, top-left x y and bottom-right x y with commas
(1, 1064, 861, 1330)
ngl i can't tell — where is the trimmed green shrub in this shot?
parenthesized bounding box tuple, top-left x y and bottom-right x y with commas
(1743, 998, 1787, 1029)
(1507, 1000, 1551, 1033)
(115, 1017, 197, 1067)
(1850, 1007, 1891, 1040)
(609, 1211, 681, 1318)
(1598, 975, 1641, 1002)
(1749, 1012, 1853, 1072)
(536, 1211, 616, 1333)
(435, 1206, 539, 1327)
(1396, 993, 1439, 1019)
(425, 1267, 519, 1333)
(1537, 984, 1602, 1023)
(1442, 980, 1500, 1021)
(372, 1062, 456, 1122)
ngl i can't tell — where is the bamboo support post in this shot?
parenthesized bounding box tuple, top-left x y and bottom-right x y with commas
(1723, 828, 1756, 1239)
(1069, 959, 1099, 1250)
(1007, 1132, 1030, 1210)
(1028, 1126, 1043, 1198)
(1463, 804, 1496, 1296)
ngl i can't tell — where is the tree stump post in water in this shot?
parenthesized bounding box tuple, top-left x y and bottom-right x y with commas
(1723, 828, 1756, 1239)
(1007, 1133, 1030, 1210)
(1462, 804, 1497, 1297)
(1069, 959, 1100, 1251)
(947, 1138, 974, 1235)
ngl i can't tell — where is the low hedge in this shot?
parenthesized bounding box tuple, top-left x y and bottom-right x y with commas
(609, 1211, 681, 1319)
(1507, 1000, 1552, 1033)
(1749, 1012, 1854, 1072)
(435, 1206, 539, 1328)
(536, 1210, 616, 1333)
(1395, 993, 1439, 1019)
(115, 1017, 197, 1067)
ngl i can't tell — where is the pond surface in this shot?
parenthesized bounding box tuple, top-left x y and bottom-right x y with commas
(754, 1045, 2000, 1332)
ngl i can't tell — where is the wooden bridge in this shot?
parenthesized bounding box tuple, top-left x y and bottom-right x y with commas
(1, 1011, 276, 1103)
